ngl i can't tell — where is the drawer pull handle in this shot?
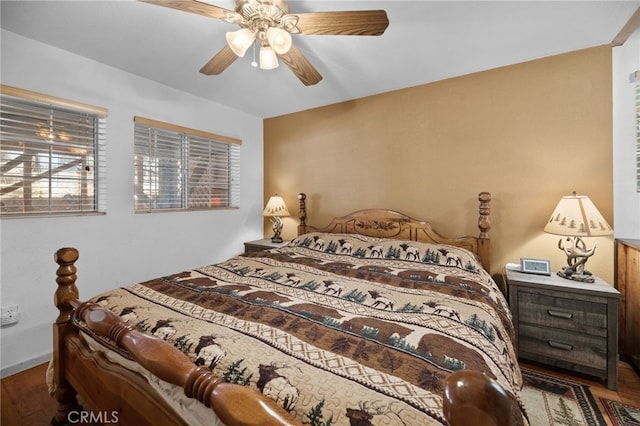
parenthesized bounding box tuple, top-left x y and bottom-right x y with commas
(548, 340, 573, 351)
(547, 309, 573, 319)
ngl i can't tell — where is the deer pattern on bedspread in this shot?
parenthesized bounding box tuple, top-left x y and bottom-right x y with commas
(77, 233, 527, 426)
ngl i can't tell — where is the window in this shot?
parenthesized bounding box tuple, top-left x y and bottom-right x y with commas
(133, 117, 240, 212)
(0, 85, 107, 217)
(636, 78, 640, 192)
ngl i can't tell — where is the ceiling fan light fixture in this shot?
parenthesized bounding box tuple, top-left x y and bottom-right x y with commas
(266, 27, 292, 54)
(259, 45, 279, 69)
(141, 0, 389, 86)
(226, 28, 255, 57)
(280, 15, 300, 34)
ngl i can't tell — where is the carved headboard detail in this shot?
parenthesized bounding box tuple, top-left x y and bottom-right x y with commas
(296, 192, 491, 271)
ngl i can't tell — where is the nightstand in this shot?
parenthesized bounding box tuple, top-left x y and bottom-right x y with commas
(244, 238, 289, 254)
(505, 267, 620, 390)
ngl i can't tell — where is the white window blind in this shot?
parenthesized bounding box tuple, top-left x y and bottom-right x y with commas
(133, 117, 240, 212)
(0, 85, 107, 217)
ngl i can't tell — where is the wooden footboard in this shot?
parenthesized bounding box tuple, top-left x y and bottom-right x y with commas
(51, 247, 299, 426)
(60, 332, 188, 425)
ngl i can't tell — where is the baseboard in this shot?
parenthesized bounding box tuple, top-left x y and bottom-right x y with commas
(1, 352, 51, 378)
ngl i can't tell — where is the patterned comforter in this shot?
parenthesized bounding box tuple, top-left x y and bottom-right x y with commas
(83, 233, 526, 425)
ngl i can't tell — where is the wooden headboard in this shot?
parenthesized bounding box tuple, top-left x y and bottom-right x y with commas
(296, 192, 492, 271)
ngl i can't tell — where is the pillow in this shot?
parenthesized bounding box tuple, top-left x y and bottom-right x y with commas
(289, 232, 483, 273)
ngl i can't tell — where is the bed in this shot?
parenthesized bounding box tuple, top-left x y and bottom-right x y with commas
(50, 191, 527, 426)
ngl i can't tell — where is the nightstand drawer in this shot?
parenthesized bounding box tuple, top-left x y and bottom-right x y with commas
(245, 244, 269, 253)
(519, 323, 607, 369)
(518, 291, 607, 337)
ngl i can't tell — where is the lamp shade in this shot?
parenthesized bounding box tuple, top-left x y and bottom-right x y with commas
(266, 27, 292, 55)
(263, 195, 290, 217)
(226, 28, 255, 57)
(544, 192, 612, 237)
(259, 45, 279, 69)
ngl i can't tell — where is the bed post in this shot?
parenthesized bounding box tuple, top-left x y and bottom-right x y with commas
(52, 248, 299, 426)
(478, 192, 491, 271)
(52, 247, 81, 425)
(443, 370, 512, 426)
(297, 192, 307, 235)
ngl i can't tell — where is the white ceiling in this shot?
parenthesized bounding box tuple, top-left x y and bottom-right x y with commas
(2, 1, 639, 118)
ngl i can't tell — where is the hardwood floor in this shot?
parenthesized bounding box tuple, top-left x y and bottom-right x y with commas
(2, 361, 639, 425)
(1, 363, 57, 426)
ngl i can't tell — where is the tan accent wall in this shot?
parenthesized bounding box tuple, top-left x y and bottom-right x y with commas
(264, 46, 614, 284)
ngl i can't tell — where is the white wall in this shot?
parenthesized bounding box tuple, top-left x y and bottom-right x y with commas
(613, 28, 640, 239)
(0, 30, 265, 376)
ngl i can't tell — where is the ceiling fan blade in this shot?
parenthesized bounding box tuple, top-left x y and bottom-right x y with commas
(278, 45, 322, 86)
(199, 45, 238, 75)
(138, 0, 233, 21)
(293, 10, 389, 36)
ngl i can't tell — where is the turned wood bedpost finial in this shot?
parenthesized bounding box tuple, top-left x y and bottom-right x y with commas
(477, 192, 491, 272)
(298, 193, 307, 236)
(54, 247, 80, 323)
(478, 192, 491, 240)
(52, 247, 81, 425)
(298, 193, 307, 225)
(443, 370, 513, 426)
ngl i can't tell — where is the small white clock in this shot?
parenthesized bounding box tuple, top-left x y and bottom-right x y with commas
(520, 258, 551, 275)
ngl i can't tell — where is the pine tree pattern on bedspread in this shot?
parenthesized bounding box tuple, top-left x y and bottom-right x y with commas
(78, 233, 527, 426)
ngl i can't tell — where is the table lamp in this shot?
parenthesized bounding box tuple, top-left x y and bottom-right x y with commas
(543, 192, 613, 283)
(263, 195, 290, 243)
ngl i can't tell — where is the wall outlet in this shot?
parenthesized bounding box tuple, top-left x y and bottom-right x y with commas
(1, 304, 19, 326)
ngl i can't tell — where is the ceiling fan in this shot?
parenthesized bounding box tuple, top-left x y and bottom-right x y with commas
(139, 0, 389, 86)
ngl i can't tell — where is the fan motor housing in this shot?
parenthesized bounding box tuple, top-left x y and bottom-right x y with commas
(235, 0, 290, 15)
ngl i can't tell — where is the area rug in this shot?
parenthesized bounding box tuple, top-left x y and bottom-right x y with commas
(600, 398, 640, 426)
(520, 368, 606, 426)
